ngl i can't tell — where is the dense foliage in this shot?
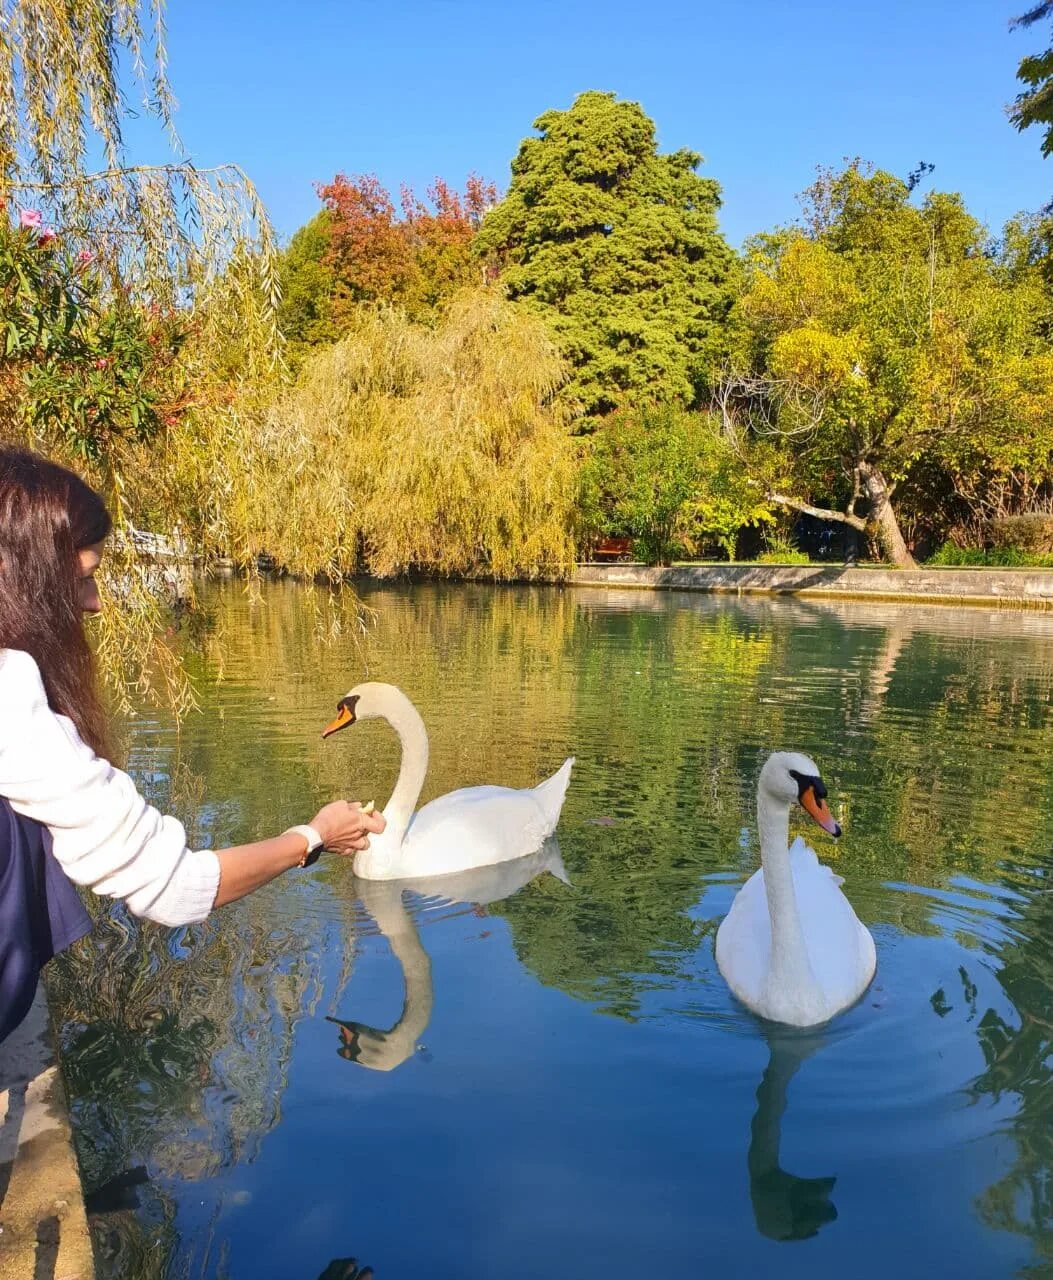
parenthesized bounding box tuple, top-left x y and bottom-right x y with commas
(722, 163, 1053, 565)
(580, 405, 771, 564)
(176, 289, 577, 581)
(0, 215, 185, 457)
(325, 174, 495, 314)
(1011, 2, 1053, 159)
(277, 210, 340, 360)
(474, 91, 737, 420)
(277, 174, 498, 367)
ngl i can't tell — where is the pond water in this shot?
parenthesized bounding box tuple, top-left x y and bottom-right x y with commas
(49, 581, 1053, 1279)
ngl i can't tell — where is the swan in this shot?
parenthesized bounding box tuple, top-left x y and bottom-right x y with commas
(321, 683, 574, 880)
(715, 752, 876, 1027)
(327, 843, 569, 1072)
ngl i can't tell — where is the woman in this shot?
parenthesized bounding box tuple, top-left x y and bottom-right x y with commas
(0, 446, 385, 1043)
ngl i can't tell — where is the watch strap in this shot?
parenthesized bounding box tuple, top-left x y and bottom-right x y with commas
(285, 823, 324, 868)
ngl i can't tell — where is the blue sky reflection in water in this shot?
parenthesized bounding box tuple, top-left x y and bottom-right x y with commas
(52, 582, 1053, 1278)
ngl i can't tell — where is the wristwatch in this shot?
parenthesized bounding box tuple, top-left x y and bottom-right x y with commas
(285, 823, 325, 868)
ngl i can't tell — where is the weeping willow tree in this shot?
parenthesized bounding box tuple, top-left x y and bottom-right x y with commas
(0, 2, 578, 716)
(173, 288, 579, 581)
(0, 0, 282, 709)
(0, 0, 278, 315)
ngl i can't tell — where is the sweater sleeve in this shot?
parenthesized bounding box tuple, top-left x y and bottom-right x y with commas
(0, 648, 220, 926)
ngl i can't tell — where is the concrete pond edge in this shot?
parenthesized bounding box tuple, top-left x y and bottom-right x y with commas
(0, 984, 94, 1279)
(569, 563, 1053, 609)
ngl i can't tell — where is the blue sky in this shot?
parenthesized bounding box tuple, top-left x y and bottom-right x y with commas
(139, 0, 1048, 248)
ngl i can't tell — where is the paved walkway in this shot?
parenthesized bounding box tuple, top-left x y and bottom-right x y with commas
(0, 985, 93, 1280)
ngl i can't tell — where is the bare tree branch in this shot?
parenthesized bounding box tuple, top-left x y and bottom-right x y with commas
(767, 491, 868, 531)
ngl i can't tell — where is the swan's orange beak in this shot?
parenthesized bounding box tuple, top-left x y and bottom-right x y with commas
(322, 696, 358, 738)
(801, 785, 842, 838)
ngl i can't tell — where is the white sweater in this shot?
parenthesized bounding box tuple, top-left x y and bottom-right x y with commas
(0, 648, 220, 926)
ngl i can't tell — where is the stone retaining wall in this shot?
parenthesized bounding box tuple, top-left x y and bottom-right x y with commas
(572, 563, 1053, 608)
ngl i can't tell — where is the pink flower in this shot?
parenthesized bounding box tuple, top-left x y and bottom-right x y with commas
(38, 227, 57, 246)
(77, 249, 94, 265)
(19, 209, 42, 229)
(94, 357, 109, 371)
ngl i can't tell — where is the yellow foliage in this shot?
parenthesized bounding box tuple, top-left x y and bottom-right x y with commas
(743, 237, 861, 334)
(768, 325, 862, 390)
(168, 288, 578, 581)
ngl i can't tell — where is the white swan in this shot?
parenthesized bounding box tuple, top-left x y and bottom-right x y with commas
(715, 752, 876, 1027)
(327, 843, 569, 1071)
(322, 683, 574, 880)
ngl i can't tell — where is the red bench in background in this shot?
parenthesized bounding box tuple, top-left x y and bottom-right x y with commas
(590, 536, 634, 562)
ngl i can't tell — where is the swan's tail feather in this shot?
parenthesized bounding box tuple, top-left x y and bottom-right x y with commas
(545, 842, 572, 886)
(532, 757, 575, 833)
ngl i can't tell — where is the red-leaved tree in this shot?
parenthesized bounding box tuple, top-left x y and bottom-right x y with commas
(318, 173, 497, 320)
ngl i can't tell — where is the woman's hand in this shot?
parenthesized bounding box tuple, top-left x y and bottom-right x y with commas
(310, 800, 387, 857)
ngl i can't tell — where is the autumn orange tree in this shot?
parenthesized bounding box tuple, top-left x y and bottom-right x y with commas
(317, 173, 497, 323)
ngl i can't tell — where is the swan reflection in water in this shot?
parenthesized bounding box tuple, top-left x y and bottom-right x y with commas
(748, 1028, 837, 1242)
(315, 1259, 374, 1280)
(327, 841, 569, 1072)
(326, 838, 834, 1242)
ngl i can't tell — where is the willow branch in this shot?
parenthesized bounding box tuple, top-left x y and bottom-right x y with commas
(8, 162, 257, 187)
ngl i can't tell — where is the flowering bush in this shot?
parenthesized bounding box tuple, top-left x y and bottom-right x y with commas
(0, 210, 185, 459)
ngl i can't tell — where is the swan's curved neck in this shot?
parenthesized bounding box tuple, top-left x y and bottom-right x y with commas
(371, 891, 434, 1055)
(355, 688, 429, 876)
(748, 1041, 803, 1177)
(757, 790, 815, 991)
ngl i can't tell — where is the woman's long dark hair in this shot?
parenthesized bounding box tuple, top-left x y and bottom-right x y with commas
(0, 447, 113, 757)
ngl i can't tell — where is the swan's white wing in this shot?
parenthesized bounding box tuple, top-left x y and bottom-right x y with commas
(715, 863, 771, 1011)
(397, 784, 551, 877)
(790, 838, 875, 1014)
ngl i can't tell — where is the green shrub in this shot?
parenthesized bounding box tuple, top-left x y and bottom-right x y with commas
(927, 542, 1053, 567)
(579, 405, 772, 567)
(0, 213, 182, 459)
(754, 548, 812, 564)
(753, 533, 811, 565)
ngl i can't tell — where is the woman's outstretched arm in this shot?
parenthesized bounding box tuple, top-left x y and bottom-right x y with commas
(0, 649, 383, 925)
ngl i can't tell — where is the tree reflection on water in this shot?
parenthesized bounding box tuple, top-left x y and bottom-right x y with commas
(44, 581, 1053, 1276)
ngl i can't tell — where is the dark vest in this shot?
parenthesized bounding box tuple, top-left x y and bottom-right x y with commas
(0, 796, 92, 1043)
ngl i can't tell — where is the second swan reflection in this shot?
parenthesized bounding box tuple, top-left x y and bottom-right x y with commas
(325, 837, 839, 1247)
(326, 842, 569, 1072)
